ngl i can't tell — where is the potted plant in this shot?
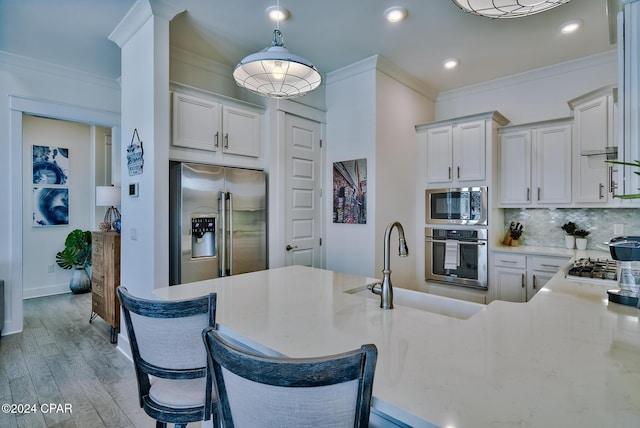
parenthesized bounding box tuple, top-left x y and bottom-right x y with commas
(574, 229, 591, 250)
(561, 222, 577, 249)
(55, 229, 92, 294)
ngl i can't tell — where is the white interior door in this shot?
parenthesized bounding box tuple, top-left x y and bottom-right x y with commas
(284, 114, 323, 267)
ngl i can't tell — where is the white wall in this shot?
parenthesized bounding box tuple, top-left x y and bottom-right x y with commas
(22, 116, 93, 298)
(374, 70, 434, 289)
(325, 57, 435, 284)
(325, 59, 377, 277)
(0, 51, 121, 335)
(436, 50, 617, 124)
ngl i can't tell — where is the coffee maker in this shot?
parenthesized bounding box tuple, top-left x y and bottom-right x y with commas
(607, 236, 640, 307)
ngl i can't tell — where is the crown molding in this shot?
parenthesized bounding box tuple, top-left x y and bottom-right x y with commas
(326, 54, 438, 101)
(109, 0, 184, 48)
(0, 50, 121, 90)
(437, 50, 618, 103)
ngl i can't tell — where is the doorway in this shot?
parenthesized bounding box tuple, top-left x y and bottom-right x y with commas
(6, 96, 119, 335)
(283, 113, 323, 268)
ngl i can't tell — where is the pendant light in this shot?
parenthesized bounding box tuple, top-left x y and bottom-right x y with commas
(233, 4, 321, 99)
(451, 0, 571, 19)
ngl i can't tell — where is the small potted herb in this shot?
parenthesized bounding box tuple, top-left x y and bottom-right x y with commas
(561, 222, 577, 249)
(574, 229, 590, 250)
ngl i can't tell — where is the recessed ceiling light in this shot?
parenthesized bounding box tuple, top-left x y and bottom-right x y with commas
(266, 5, 290, 22)
(444, 59, 459, 70)
(560, 20, 582, 34)
(385, 6, 408, 23)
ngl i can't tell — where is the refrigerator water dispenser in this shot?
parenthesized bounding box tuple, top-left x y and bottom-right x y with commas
(191, 217, 216, 258)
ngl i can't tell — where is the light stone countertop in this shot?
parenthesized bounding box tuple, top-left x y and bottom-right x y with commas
(155, 264, 640, 428)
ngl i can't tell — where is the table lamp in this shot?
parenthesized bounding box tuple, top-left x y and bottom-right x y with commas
(96, 186, 121, 232)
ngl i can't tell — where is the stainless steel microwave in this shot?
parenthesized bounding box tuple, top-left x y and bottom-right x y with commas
(425, 187, 488, 225)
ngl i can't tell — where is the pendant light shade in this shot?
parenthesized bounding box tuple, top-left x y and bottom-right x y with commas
(451, 0, 571, 19)
(233, 29, 322, 99)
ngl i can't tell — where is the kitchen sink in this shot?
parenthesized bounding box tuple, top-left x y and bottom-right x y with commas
(344, 285, 485, 320)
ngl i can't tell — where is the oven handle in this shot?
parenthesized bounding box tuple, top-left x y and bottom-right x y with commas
(424, 237, 487, 246)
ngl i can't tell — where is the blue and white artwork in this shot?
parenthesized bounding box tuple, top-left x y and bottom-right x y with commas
(33, 187, 69, 227)
(33, 145, 70, 184)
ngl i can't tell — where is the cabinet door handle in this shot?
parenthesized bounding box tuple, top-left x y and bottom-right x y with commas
(521, 273, 526, 288)
(540, 263, 560, 269)
(214, 131, 219, 148)
(526, 188, 530, 201)
(500, 259, 518, 264)
(224, 133, 229, 149)
(448, 167, 452, 180)
(457, 166, 460, 179)
(599, 183, 604, 199)
(609, 165, 617, 196)
(537, 187, 541, 201)
(533, 274, 537, 290)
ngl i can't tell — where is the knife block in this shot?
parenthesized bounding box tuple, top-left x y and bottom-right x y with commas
(502, 230, 512, 246)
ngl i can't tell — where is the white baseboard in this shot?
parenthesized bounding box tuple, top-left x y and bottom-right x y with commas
(23, 283, 71, 299)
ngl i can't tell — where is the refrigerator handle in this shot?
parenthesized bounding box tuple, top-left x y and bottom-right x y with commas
(218, 191, 226, 277)
(227, 192, 233, 276)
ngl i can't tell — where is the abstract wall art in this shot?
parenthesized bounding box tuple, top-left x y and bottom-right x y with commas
(33, 187, 69, 227)
(333, 158, 367, 224)
(32, 145, 70, 185)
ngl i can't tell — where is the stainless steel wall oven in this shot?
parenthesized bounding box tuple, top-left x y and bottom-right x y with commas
(425, 227, 488, 289)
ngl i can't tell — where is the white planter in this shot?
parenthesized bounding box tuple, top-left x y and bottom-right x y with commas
(576, 238, 588, 250)
(565, 235, 575, 249)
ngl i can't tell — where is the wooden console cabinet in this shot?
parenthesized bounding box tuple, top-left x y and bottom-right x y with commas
(90, 231, 121, 343)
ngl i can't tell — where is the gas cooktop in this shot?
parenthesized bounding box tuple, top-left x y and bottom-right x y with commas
(565, 257, 617, 285)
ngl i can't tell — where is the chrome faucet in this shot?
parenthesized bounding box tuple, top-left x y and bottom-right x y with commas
(369, 221, 409, 309)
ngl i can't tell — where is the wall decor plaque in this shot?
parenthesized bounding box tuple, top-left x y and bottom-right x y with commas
(127, 128, 144, 176)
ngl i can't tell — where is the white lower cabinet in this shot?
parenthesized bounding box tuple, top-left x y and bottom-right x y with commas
(527, 255, 568, 299)
(494, 253, 527, 302)
(493, 252, 570, 302)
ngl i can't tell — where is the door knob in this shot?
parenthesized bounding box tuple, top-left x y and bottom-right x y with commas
(285, 244, 298, 251)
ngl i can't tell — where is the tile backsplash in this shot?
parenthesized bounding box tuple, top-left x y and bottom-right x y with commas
(503, 208, 640, 250)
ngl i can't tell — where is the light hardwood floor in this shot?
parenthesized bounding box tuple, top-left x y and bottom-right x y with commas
(0, 292, 157, 428)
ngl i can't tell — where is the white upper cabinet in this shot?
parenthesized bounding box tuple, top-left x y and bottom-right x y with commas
(425, 125, 454, 184)
(221, 105, 262, 158)
(498, 119, 572, 207)
(454, 120, 486, 183)
(173, 93, 221, 152)
(499, 129, 531, 205)
(569, 87, 618, 205)
(418, 112, 508, 189)
(171, 89, 264, 166)
(535, 123, 573, 204)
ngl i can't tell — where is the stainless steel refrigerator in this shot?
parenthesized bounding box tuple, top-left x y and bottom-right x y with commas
(169, 161, 267, 285)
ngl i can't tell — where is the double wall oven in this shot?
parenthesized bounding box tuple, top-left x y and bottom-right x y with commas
(425, 187, 488, 290)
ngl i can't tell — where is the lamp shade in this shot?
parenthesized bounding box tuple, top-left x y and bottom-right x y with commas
(233, 30, 322, 99)
(451, 0, 571, 18)
(96, 186, 121, 207)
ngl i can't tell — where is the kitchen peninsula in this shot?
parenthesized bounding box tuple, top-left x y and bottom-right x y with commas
(155, 262, 640, 428)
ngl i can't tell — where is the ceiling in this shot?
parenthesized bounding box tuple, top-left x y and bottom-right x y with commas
(0, 0, 619, 95)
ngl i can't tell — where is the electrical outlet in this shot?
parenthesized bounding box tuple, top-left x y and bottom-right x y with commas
(47, 264, 54, 273)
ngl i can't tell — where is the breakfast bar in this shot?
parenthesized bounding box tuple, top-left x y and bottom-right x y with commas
(154, 263, 640, 428)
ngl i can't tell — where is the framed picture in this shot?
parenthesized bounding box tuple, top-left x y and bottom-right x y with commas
(32, 145, 70, 184)
(333, 158, 367, 224)
(33, 187, 69, 227)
